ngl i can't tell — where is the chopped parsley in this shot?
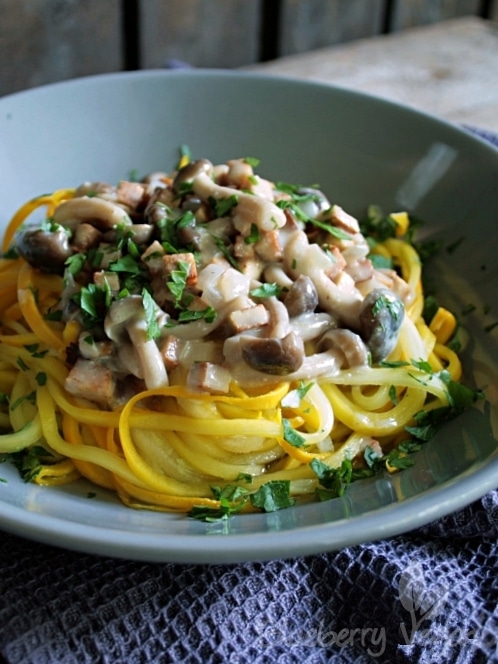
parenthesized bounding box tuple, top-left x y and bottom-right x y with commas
(24, 343, 48, 359)
(2, 246, 19, 260)
(40, 218, 67, 235)
(311, 458, 355, 500)
(35, 372, 47, 386)
(65, 252, 86, 276)
(250, 480, 295, 512)
(422, 294, 439, 324)
(142, 288, 161, 340)
(276, 199, 352, 241)
(44, 309, 63, 322)
(73, 283, 112, 324)
(108, 254, 143, 276)
(369, 253, 393, 270)
(188, 480, 294, 521)
(177, 307, 216, 324)
(177, 144, 192, 169)
(212, 235, 240, 270)
(282, 418, 306, 448)
(156, 208, 196, 253)
(244, 223, 260, 245)
(16, 357, 29, 372)
(371, 292, 403, 321)
(212, 194, 239, 217)
(281, 381, 314, 408)
(166, 260, 193, 309)
(0, 445, 52, 483)
(360, 205, 398, 242)
(9, 391, 36, 411)
(250, 282, 282, 299)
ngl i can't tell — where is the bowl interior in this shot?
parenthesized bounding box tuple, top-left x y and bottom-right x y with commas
(0, 70, 497, 562)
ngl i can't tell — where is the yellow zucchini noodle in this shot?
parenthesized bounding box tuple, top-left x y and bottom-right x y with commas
(0, 154, 477, 517)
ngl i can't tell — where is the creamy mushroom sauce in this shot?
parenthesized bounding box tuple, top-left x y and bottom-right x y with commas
(15, 157, 411, 408)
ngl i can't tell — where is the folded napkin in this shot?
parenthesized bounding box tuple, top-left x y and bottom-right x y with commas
(0, 127, 497, 664)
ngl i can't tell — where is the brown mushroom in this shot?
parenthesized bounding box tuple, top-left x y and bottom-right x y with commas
(239, 331, 305, 375)
(317, 328, 369, 368)
(172, 159, 213, 194)
(284, 275, 319, 317)
(15, 225, 72, 273)
(104, 295, 169, 389)
(53, 196, 132, 232)
(359, 288, 404, 362)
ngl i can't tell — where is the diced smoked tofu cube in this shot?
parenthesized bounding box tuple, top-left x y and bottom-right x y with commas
(255, 230, 283, 261)
(187, 362, 231, 394)
(162, 253, 197, 286)
(160, 335, 182, 370)
(117, 180, 146, 209)
(227, 303, 269, 333)
(64, 359, 114, 404)
(93, 270, 121, 292)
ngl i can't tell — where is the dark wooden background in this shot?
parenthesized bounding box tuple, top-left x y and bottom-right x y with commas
(1, 0, 496, 97)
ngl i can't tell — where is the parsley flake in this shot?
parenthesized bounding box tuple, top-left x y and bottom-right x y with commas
(212, 195, 239, 218)
(282, 419, 306, 447)
(250, 283, 282, 299)
(141, 288, 161, 340)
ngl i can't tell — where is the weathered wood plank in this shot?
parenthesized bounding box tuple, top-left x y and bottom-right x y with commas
(278, 0, 385, 56)
(0, 0, 123, 97)
(390, 0, 481, 31)
(139, 0, 261, 69)
(247, 17, 498, 133)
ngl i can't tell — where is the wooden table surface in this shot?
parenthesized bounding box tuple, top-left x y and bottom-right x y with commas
(247, 16, 498, 134)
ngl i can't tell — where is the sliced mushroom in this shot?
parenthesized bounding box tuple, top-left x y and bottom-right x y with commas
(262, 297, 291, 340)
(15, 226, 72, 273)
(290, 312, 336, 342)
(284, 230, 363, 327)
(71, 222, 102, 252)
(128, 223, 154, 245)
(192, 172, 286, 232)
(239, 331, 304, 375)
(359, 288, 404, 362)
(223, 333, 341, 388)
(295, 187, 331, 218)
(317, 328, 369, 368)
(53, 196, 132, 231)
(284, 275, 319, 317)
(104, 295, 169, 389)
(173, 159, 213, 194)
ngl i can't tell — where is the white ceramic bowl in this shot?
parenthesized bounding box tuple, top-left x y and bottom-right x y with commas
(0, 70, 497, 563)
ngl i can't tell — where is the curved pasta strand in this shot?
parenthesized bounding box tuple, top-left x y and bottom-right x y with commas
(2, 189, 75, 252)
(17, 263, 65, 351)
(0, 415, 43, 453)
(37, 382, 142, 485)
(322, 383, 427, 436)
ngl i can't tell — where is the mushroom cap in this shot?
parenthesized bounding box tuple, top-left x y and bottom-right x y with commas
(15, 226, 72, 273)
(104, 295, 145, 342)
(359, 288, 405, 362)
(317, 328, 369, 368)
(240, 331, 305, 375)
(172, 159, 213, 194)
